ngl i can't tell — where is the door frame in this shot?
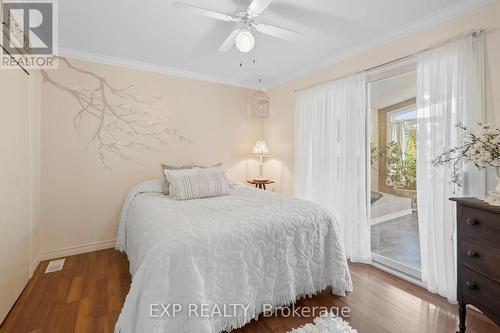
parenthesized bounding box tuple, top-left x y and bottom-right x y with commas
(365, 59, 422, 281)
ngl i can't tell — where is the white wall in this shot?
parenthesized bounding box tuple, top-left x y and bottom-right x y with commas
(37, 58, 262, 257)
(29, 71, 42, 272)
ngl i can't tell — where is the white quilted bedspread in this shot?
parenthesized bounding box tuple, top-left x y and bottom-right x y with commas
(115, 180, 352, 333)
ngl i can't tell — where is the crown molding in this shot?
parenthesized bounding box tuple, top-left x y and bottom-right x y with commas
(266, 0, 495, 90)
(59, 0, 493, 91)
(58, 48, 260, 90)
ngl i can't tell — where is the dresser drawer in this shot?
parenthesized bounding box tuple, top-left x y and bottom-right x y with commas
(460, 207, 500, 250)
(462, 240, 500, 283)
(461, 267, 500, 315)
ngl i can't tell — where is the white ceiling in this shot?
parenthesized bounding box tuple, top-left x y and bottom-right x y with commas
(58, 0, 491, 89)
(370, 71, 416, 110)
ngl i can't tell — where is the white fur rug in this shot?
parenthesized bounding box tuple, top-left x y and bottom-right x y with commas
(288, 313, 357, 333)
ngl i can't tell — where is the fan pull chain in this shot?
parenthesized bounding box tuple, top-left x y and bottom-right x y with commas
(239, 58, 256, 68)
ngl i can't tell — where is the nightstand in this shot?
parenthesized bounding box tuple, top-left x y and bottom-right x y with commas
(247, 179, 274, 190)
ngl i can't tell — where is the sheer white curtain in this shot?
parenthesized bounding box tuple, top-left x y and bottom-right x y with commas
(295, 73, 370, 263)
(417, 34, 485, 302)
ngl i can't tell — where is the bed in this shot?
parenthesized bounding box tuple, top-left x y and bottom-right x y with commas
(115, 179, 352, 333)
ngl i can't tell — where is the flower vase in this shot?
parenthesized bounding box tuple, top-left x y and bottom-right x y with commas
(496, 166, 500, 194)
(486, 166, 500, 206)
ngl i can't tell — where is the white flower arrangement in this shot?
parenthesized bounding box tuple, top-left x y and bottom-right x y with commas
(432, 123, 500, 189)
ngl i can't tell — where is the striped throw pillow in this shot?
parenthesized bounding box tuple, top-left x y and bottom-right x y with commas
(167, 171, 230, 200)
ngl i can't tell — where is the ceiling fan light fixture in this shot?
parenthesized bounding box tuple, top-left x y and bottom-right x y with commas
(171, 1, 302, 52)
(236, 30, 255, 53)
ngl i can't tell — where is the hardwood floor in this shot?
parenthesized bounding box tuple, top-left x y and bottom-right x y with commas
(0, 249, 130, 333)
(1, 249, 498, 333)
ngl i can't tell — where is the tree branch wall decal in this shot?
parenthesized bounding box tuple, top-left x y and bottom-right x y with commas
(41, 57, 192, 169)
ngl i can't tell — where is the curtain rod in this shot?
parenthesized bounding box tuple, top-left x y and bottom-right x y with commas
(294, 28, 486, 93)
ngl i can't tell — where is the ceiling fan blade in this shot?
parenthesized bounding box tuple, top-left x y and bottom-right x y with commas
(171, 2, 237, 22)
(253, 23, 301, 41)
(248, 0, 273, 15)
(218, 29, 240, 52)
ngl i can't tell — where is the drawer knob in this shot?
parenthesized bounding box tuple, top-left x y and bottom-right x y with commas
(466, 218, 477, 226)
(466, 250, 478, 258)
(465, 281, 477, 290)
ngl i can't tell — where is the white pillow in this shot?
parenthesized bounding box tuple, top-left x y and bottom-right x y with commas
(161, 164, 196, 194)
(163, 167, 200, 194)
(197, 163, 238, 188)
(166, 171, 230, 200)
(199, 164, 224, 174)
(163, 167, 200, 178)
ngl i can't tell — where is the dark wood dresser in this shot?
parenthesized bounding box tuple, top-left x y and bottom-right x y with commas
(450, 197, 500, 333)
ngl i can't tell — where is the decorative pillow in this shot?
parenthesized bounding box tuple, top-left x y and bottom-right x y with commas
(196, 163, 237, 188)
(161, 164, 195, 194)
(199, 164, 224, 174)
(166, 171, 230, 200)
(194, 162, 223, 174)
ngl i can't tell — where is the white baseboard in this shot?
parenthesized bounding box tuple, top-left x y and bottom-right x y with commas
(30, 239, 116, 274)
(30, 254, 41, 277)
(370, 209, 412, 225)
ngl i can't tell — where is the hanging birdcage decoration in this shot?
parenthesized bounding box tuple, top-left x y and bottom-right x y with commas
(249, 90, 270, 118)
(249, 79, 270, 118)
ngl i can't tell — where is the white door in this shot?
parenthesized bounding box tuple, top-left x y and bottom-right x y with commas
(0, 68, 31, 323)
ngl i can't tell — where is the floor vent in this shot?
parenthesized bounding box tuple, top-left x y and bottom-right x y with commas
(45, 258, 65, 273)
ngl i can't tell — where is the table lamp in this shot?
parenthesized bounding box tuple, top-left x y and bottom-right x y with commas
(251, 139, 271, 181)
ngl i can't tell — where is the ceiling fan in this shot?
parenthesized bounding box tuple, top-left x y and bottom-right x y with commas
(171, 0, 302, 53)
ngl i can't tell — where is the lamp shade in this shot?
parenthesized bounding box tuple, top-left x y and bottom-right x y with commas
(252, 140, 271, 156)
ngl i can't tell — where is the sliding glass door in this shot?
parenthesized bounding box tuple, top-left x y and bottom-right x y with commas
(368, 69, 421, 279)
